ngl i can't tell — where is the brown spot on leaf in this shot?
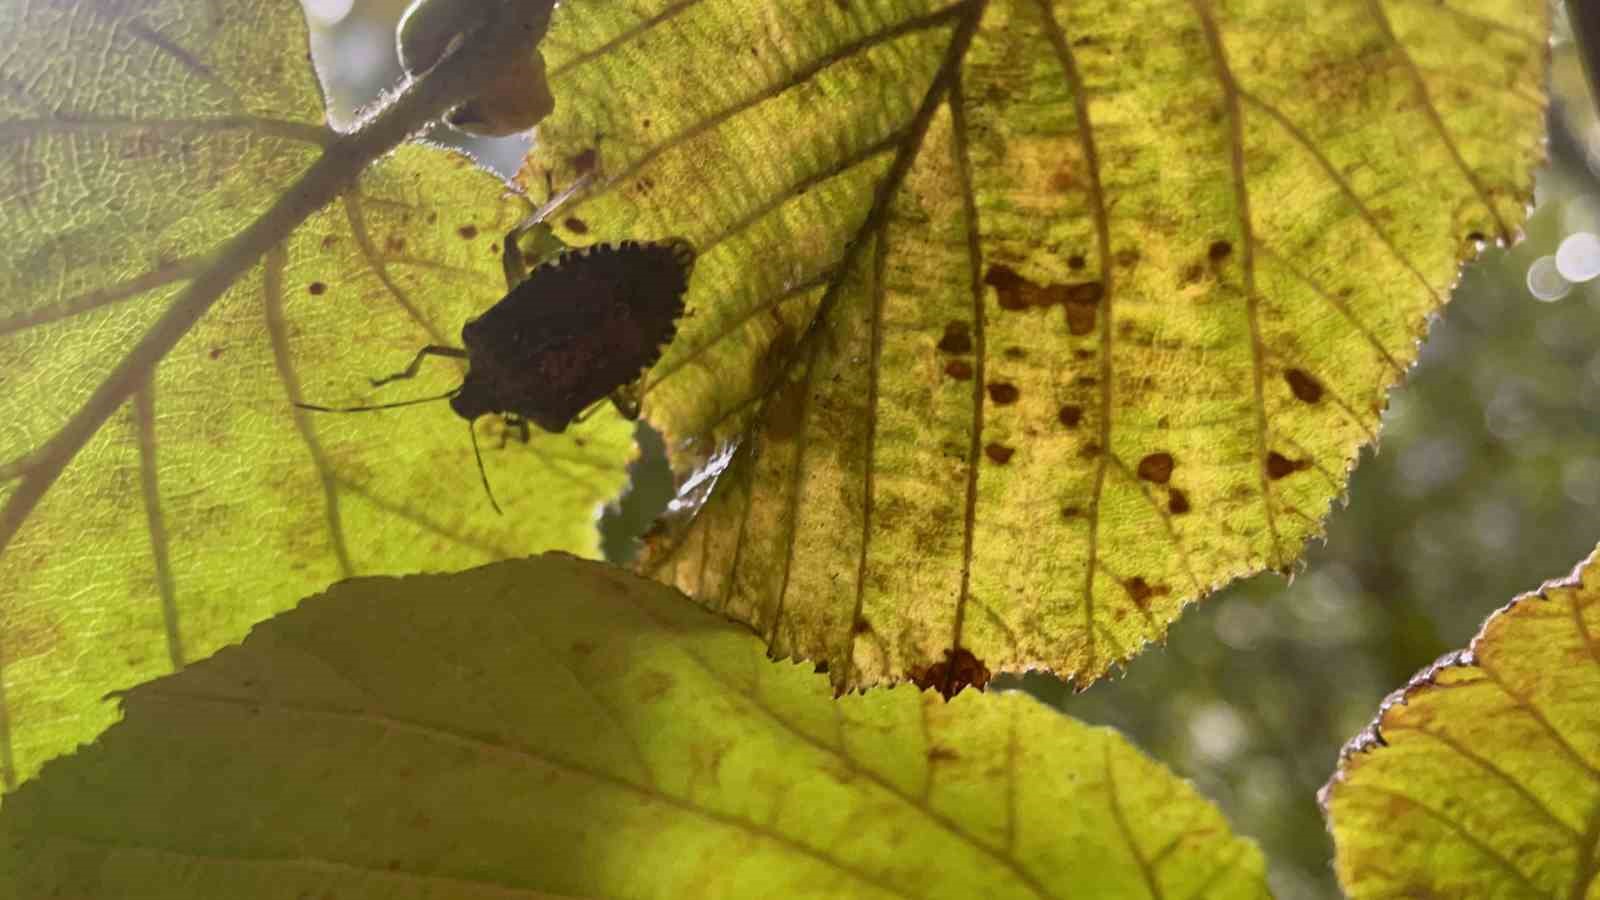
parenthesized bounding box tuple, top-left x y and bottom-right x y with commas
(1003, 347, 1026, 360)
(1050, 168, 1076, 191)
(1208, 239, 1233, 262)
(1284, 368, 1324, 403)
(564, 217, 588, 234)
(571, 148, 598, 174)
(983, 265, 1102, 334)
(911, 647, 991, 699)
(1064, 283, 1101, 336)
(767, 378, 809, 442)
(752, 316, 796, 390)
(1061, 505, 1082, 518)
(307, 282, 326, 296)
(984, 264, 1032, 310)
(1123, 577, 1170, 609)
(457, 224, 479, 240)
(1077, 442, 1101, 459)
(927, 746, 961, 762)
(985, 443, 1015, 464)
(1168, 487, 1191, 515)
(1059, 405, 1083, 427)
(208, 347, 224, 360)
(635, 669, 674, 703)
(1179, 263, 1204, 286)
(852, 617, 872, 635)
(937, 321, 972, 354)
(320, 235, 337, 250)
(1137, 452, 1175, 484)
(986, 382, 1019, 405)
(1067, 254, 1087, 270)
(386, 235, 406, 253)
(1115, 248, 1140, 268)
(945, 360, 974, 381)
(1266, 451, 1308, 479)
(1124, 577, 1154, 607)
(1466, 230, 1486, 243)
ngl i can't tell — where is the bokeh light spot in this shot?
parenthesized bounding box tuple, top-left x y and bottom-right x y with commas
(1556, 232, 1600, 282)
(303, 0, 354, 26)
(1527, 254, 1571, 302)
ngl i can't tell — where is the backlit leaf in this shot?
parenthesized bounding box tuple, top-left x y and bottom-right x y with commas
(1321, 545, 1600, 899)
(525, 2, 1547, 691)
(0, 0, 617, 788)
(0, 554, 1269, 900)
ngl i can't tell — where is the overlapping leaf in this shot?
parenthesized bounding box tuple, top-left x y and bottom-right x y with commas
(1321, 545, 1600, 899)
(0, 0, 623, 789)
(0, 554, 1269, 899)
(522, 0, 1548, 691)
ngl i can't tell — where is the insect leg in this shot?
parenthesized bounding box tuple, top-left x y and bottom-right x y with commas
(496, 415, 532, 448)
(567, 395, 612, 426)
(370, 345, 469, 388)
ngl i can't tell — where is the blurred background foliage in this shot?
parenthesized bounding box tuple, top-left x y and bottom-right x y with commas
(306, 2, 1579, 897)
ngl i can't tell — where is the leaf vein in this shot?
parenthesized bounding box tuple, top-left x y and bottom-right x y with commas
(570, 2, 972, 214)
(139, 688, 920, 900)
(844, 221, 889, 682)
(264, 246, 354, 579)
(1238, 89, 1444, 309)
(1339, 782, 1551, 894)
(1192, 0, 1282, 569)
(945, 64, 984, 690)
(1380, 722, 1582, 840)
(1033, 0, 1116, 678)
(133, 378, 186, 670)
(342, 195, 455, 354)
(1104, 742, 1164, 900)
(1367, 0, 1510, 239)
(546, 0, 705, 81)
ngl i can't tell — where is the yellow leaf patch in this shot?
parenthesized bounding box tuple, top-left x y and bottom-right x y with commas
(526, 0, 1548, 690)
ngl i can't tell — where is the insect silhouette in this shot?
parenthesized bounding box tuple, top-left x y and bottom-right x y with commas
(297, 177, 695, 513)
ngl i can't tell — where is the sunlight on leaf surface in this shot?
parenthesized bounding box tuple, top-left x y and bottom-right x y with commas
(0, 1, 625, 789)
(1321, 544, 1600, 900)
(0, 554, 1269, 900)
(520, 0, 1548, 691)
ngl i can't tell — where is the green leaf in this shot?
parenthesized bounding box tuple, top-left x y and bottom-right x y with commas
(0, 0, 619, 788)
(1321, 545, 1600, 899)
(0, 554, 1268, 899)
(526, 1, 1547, 691)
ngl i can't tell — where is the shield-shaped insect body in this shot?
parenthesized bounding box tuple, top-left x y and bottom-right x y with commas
(298, 235, 695, 512)
(452, 239, 694, 432)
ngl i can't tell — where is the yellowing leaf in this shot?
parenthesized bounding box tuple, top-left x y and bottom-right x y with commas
(524, 0, 1549, 691)
(0, 554, 1268, 900)
(0, 1, 613, 788)
(1322, 545, 1600, 899)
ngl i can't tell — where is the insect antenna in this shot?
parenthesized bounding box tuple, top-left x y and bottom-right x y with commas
(293, 390, 459, 414)
(508, 169, 595, 236)
(467, 418, 503, 515)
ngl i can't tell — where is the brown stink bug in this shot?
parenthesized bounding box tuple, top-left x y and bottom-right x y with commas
(298, 176, 695, 512)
